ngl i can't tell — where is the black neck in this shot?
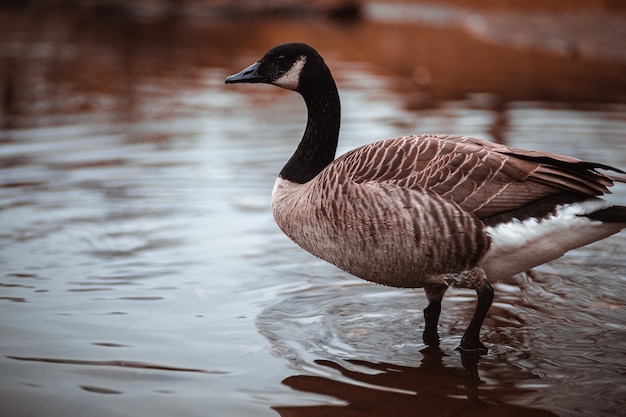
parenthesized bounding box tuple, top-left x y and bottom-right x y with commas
(279, 71, 341, 184)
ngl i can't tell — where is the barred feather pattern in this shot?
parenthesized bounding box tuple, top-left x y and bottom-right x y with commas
(271, 134, 624, 290)
(272, 176, 490, 288)
(338, 134, 619, 218)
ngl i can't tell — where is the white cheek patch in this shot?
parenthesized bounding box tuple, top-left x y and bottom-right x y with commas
(274, 55, 307, 90)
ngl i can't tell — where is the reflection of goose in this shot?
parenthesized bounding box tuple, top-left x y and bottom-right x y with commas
(226, 43, 626, 353)
(273, 345, 559, 417)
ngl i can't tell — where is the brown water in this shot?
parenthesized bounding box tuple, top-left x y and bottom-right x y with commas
(1, 4, 625, 417)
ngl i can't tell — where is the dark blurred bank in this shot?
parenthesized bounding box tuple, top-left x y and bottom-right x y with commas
(1, 0, 626, 130)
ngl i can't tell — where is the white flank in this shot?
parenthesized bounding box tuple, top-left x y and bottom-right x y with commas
(274, 55, 307, 90)
(482, 198, 622, 280)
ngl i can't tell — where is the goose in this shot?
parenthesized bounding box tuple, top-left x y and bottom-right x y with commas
(225, 42, 626, 353)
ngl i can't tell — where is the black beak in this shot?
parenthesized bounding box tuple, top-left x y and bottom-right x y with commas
(225, 62, 263, 84)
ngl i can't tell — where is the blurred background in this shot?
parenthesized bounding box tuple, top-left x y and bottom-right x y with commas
(1, 1, 625, 417)
(2, 0, 626, 129)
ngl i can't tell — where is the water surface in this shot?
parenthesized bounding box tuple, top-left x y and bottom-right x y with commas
(1, 5, 625, 417)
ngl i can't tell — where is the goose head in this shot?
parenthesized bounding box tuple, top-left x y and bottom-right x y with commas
(225, 43, 326, 92)
(225, 43, 340, 184)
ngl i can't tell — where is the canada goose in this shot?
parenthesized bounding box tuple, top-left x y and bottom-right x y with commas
(226, 42, 626, 353)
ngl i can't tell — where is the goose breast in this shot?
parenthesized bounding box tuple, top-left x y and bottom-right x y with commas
(271, 140, 491, 289)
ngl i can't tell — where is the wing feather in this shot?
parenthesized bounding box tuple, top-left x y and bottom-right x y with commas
(334, 134, 624, 219)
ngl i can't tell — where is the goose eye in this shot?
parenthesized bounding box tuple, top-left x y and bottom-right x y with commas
(278, 55, 285, 61)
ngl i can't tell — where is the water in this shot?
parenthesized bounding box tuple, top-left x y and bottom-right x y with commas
(1, 5, 625, 417)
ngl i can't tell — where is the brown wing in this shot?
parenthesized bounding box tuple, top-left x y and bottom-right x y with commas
(335, 134, 624, 218)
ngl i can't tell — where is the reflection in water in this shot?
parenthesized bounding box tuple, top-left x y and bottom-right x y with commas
(274, 346, 558, 417)
(256, 242, 626, 416)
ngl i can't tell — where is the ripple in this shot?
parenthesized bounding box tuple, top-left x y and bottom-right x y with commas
(6, 356, 228, 375)
(0, 296, 28, 303)
(80, 385, 123, 395)
(0, 282, 35, 289)
(67, 288, 112, 293)
(116, 296, 164, 301)
(4, 273, 44, 279)
(92, 342, 131, 348)
(86, 237, 181, 259)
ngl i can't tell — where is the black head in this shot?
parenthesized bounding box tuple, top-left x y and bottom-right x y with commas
(225, 43, 326, 92)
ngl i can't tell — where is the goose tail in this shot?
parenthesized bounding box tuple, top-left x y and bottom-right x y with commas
(585, 205, 626, 223)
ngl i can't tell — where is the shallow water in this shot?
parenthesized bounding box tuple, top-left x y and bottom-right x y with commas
(1, 5, 626, 417)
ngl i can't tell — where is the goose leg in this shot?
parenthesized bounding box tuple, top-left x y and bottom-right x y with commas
(423, 286, 448, 345)
(459, 281, 493, 354)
